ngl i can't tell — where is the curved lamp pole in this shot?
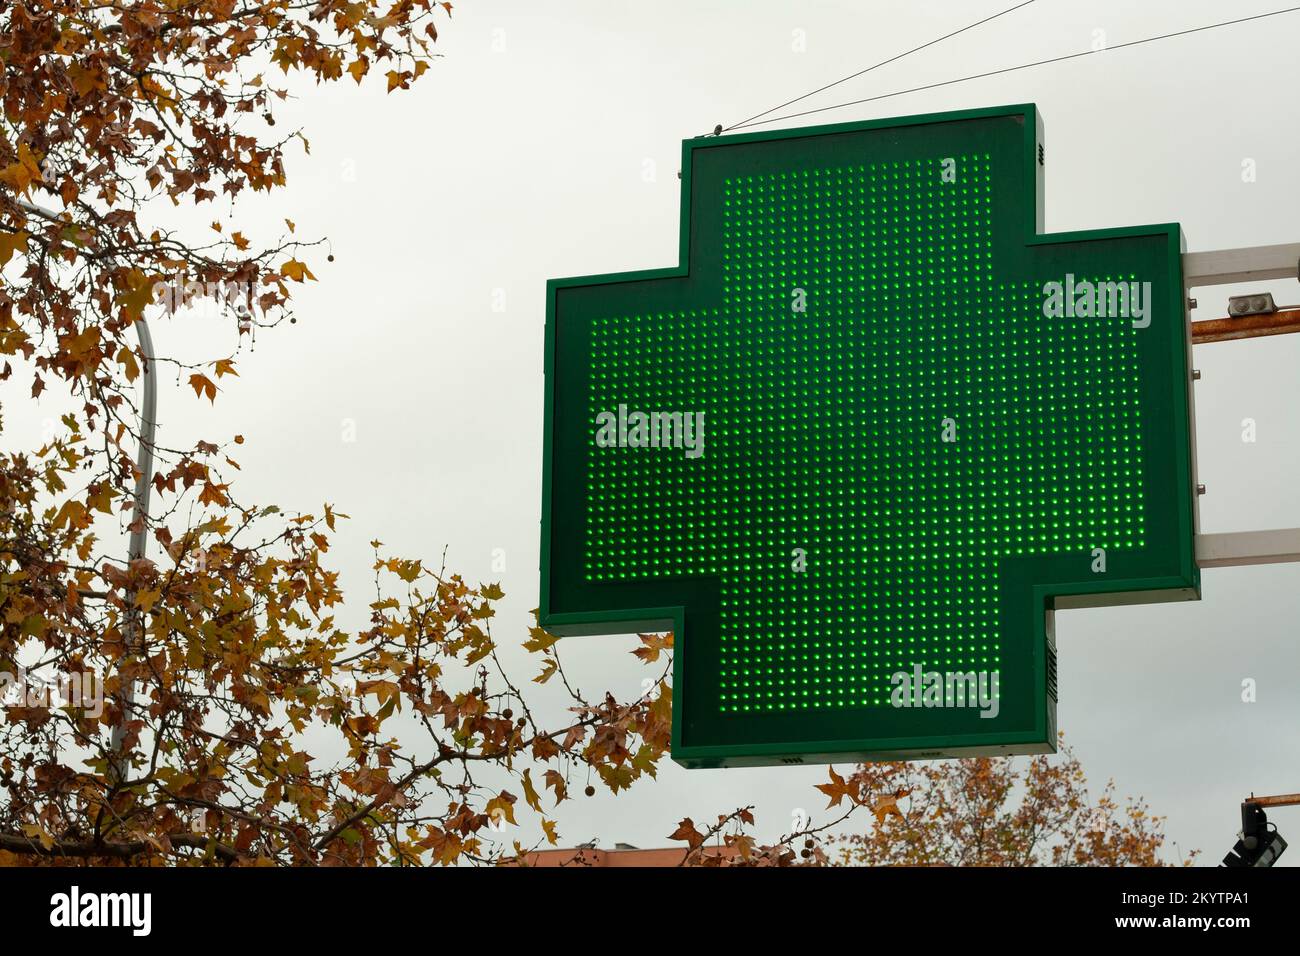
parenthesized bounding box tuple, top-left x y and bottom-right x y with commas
(20, 198, 158, 782)
(108, 314, 155, 781)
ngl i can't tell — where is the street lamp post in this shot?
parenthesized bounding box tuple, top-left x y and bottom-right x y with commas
(108, 314, 155, 781)
(16, 198, 157, 780)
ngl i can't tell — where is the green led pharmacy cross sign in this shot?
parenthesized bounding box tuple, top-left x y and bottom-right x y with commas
(540, 104, 1199, 768)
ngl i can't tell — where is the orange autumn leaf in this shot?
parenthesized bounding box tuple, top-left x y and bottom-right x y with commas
(541, 819, 558, 846)
(871, 789, 910, 825)
(0, 230, 29, 267)
(188, 373, 217, 403)
(632, 631, 673, 663)
(281, 259, 315, 282)
(815, 766, 861, 809)
(668, 818, 704, 850)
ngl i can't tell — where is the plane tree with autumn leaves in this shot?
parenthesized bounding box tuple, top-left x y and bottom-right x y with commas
(0, 0, 1188, 866)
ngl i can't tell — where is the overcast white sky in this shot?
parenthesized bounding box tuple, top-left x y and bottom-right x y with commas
(15, 0, 1300, 862)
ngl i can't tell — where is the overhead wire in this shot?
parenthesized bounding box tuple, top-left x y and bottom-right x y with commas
(723, 0, 1039, 132)
(722, 5, 1300, 134)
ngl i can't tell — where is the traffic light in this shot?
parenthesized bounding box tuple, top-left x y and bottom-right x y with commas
(1222, 802, 1288, 867)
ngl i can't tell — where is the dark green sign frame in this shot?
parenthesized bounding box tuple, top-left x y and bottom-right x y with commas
(540, 104, 1198, 769)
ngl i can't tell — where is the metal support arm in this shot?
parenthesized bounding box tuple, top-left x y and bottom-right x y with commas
(1195, 529, 1300, 568)
(1184, 242, 1300, 288)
